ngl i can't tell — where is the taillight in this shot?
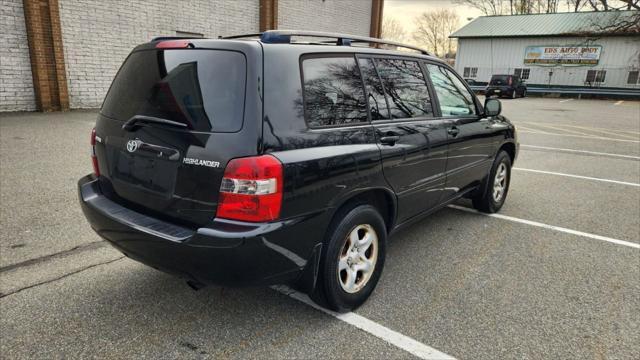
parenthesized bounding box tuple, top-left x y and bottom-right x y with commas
(216, 155, 283, 222)
(90, 128, 100, 177)
(508, 77, 513, 86)
(156, 40, 192, 49)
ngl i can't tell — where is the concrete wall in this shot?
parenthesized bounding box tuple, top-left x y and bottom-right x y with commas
(278, 0, 371, 37)
(0, 0, 36, 112)
(455, 36, 640, 88)
(58, 0, 260, 109)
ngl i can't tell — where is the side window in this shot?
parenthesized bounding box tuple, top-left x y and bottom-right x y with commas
(425, 64, 476, 117)
(358, 58, 390, 120)
(302, 56, 368, 127)
(374, 58, 433, 119)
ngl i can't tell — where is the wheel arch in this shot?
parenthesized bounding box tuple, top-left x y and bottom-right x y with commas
(328, 187, 397, 234)
(498, 141, 517, 163)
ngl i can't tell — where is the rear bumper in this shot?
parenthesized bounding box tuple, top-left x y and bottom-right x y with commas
(486, 87, 512, 97)
(78, 175, 327, 287)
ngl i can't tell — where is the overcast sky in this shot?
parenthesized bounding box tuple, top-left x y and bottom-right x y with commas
(384, 0, 484, 36)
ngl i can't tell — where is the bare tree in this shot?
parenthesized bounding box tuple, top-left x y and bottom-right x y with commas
(459, 0, 638, 13)
(382, 17, 407, 43)
(412, 9, 460, 58)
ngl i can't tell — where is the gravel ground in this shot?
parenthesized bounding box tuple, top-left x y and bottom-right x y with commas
(1, 97, 639, 359)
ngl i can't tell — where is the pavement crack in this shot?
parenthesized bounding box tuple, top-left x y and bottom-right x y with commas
(0, 256, 125, 299)
(0, 240, 108, 273)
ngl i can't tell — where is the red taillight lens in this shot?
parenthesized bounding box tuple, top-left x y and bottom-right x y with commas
(508, 77, 513, 86)
(90, 128, 100, 177)
(216, 155, 283, 222)
(156, 40, 192, 49)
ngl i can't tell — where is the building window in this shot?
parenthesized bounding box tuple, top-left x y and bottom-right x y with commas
(628, 71, 639, 84)
(463, 67, 478, 78)
(586, 70, 606, 84)
(514, 68, 530, 80)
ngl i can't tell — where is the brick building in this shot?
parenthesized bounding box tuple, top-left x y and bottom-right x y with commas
(1, 0, 384, 112)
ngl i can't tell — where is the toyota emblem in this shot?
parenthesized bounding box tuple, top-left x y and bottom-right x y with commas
(126, 140, 139, 153)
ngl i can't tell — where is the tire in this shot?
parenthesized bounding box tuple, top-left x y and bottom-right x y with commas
(511, 90, 517, 99)
(316, 204, 387, 312)
(472, 150, 512, 213)
(522, 89, 527, 98)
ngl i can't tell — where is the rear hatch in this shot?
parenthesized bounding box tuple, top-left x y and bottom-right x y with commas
(488, 75, 512, 89)
(93, 41, 262, 226)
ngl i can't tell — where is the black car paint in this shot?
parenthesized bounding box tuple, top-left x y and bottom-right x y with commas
(486, 75, 527, 98)
(79, 39, 517, 291)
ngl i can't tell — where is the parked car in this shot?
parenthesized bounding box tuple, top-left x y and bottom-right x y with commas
(486, 74, 527, 99)
(78, 31, 518, 312)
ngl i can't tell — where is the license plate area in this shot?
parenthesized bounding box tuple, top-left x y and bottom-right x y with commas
(112, 152, 177, 195)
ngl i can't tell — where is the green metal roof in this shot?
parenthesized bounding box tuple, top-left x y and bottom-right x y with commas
(450, 11, 639, 38)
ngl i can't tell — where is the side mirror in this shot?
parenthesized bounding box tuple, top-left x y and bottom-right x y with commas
(484, 98, 502, 117)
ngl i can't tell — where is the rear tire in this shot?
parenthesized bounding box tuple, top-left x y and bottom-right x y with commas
(472, 151, 512, 213)
(315, 204, 387, 312)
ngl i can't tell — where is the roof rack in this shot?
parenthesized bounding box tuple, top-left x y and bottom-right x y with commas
(223, 30, 432, 56)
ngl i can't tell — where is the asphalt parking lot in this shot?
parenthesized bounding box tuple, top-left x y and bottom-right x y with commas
(1, 97, 639, 359)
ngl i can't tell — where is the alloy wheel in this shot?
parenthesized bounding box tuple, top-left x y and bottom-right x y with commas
(338, 224, 379, 294)
(493, 162, 508, 202)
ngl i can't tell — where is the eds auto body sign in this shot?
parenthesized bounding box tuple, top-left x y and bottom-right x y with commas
(524, 46, 602, 65)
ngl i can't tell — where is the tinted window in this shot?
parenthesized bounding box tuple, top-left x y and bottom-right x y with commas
(374, 58, 433, 119)
(102, 49, 246, 132)
(426, 64, 476, 117)
(490, 75, 510, 85)
(358, 58, 390, 120)
(302, 56, 368, 127)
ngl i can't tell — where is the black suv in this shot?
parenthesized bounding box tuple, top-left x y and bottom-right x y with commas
(78, 31, 517, 312)
(486, 74, 527, 99)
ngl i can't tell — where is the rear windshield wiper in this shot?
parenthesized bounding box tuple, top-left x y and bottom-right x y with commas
(122, 115, 188, 132)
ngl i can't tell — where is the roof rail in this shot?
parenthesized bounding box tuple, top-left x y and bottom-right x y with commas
(222, 30, 432, 56)
(150, 36, 202, 42)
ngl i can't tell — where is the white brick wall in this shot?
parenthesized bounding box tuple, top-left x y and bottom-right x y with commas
(1, 0, 374, 111)
(278, 0, 371, 37)
(0, 0, 36, 112)
(58, 0, 260, 109)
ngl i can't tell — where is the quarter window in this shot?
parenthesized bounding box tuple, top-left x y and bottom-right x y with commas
(302, 56, 368, 127)
(425, 64, 476, 117)
(374, 58, 433, 119)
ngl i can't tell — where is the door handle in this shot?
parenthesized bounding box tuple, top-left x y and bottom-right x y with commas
(448, 126, 460, 137)
(379, 135, 400, 146)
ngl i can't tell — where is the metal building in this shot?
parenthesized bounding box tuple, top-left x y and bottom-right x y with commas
(450, 11, 640, 90)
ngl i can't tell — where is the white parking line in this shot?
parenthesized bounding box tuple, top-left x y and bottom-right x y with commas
(520, 144, 640, 160)
(514, 122, 640, 136)
(272, 285, 455, 360)
(513, 167, 640, 187)
(517, 130, 640, 143)
(614, 100, 624, 106)
(559, 98, 574, 103)
(449, 205, 640, 249)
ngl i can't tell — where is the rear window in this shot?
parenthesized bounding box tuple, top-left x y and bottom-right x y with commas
(490, 75, 510, 85)
(101, 49, 246, 133)
(373, 58, 433, 119)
